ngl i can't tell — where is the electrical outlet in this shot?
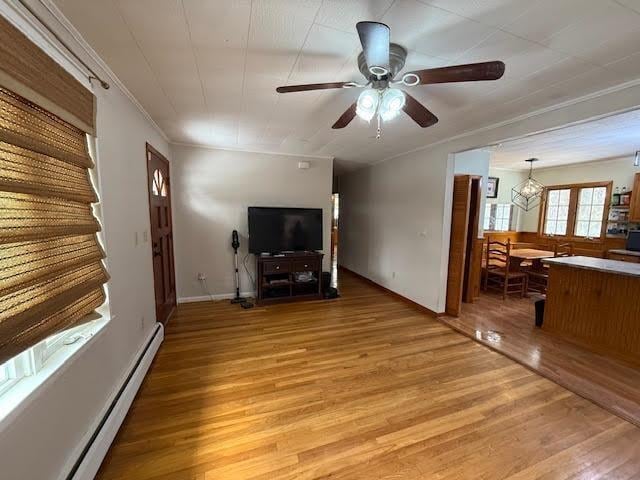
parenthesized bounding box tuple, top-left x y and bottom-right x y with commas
(197, 272, 206, 281)
(134, 231, 139, 246)
(140, 315, 145, 330)
(392, 271, 396, 279)
(142, 230, 149, 242)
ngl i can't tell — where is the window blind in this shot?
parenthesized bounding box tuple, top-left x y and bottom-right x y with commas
(0, 13, 95, 133)
(0, 86, 108, 365)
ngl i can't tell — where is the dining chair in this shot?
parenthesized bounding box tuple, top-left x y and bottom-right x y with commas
(527, 241, 573, 295)
(483, 237, 527, 299)
(526, 269, 548, 295)
(553, 241, 574, 257)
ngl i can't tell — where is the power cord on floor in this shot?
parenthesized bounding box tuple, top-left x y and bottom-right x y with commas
(243, 252, 255, 290)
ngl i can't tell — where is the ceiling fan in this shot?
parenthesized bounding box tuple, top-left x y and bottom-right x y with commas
(276, 21, 505, 135)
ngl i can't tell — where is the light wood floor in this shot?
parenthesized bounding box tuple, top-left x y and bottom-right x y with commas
(97, 271, 640, 480)
(442, 293, 640, 427)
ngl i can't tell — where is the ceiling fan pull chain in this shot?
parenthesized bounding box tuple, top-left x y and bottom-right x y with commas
(376, 115, 382, 139)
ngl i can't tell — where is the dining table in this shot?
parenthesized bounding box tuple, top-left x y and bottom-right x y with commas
(510, 248, 555, 271)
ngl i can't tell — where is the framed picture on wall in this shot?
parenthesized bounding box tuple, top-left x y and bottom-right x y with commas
(486, 177, 499, 198)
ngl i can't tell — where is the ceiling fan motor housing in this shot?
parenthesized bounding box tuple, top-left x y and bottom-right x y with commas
(358, 43, 407, 82)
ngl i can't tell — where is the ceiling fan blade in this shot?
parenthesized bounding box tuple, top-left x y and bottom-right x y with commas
(406, 61, 505, 85)
(356, 21, 390, 73)
(276, 82, 351, 93)
(332, 103, 357, 129)
(402, 92, 438, 128)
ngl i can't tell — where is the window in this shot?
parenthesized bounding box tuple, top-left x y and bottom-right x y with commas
(0, 87, 108, 400)
(575, 186, 607, 238)
(539, 182, 612, 241)
(152, 169, 167, 197)
(0, 320, 98, 400)
(543, 189, 570, 236)
(484, 203, 514, 232)
(0, 363, 10, 395)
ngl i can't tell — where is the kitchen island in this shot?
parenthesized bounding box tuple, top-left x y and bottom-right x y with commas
(542, 256, 640, 359)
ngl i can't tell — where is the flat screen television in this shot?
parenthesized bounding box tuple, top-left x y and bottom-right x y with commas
(248, 207, 322, 254)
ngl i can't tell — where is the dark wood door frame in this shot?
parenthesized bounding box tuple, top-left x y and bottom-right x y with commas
(146, 143, 176, 325)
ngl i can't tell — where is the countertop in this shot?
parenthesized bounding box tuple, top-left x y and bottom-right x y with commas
(609, 249, 640, 257)
(542, 256, 640, 278)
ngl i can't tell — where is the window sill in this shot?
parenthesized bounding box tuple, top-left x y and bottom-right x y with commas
(0, 315, 112, 428)
(538, 234, 605, 244)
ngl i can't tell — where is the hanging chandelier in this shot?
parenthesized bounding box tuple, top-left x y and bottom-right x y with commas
(511, 158, 544, 211)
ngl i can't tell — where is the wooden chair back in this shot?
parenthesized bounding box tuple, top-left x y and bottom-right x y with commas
(485, 237, 512, 271)
(554, 241, 574, 257)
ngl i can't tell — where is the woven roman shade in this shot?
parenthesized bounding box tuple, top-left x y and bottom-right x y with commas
(0, 86, 108, 364)
(0, 13, 95, 133)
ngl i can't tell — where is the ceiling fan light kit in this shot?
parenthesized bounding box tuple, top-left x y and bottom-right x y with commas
(512, 158, 544, 212)
(355, 88, 406, 123)
(356, 89, 379, 122)
(275, 21, 506, 135)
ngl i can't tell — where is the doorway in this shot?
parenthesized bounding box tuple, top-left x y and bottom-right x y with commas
(330, 193, 339, 287)
(146, 143, 176, 324)
(446, 175, 482, 316)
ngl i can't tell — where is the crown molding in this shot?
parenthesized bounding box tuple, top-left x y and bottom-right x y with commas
(35, 0, 170, 143)
(170, 141, 334, 161)
(0, 0, 88, 86)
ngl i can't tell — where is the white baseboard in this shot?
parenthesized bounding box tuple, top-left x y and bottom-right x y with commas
(66, 323, 164, 480)
(178, 291, 255, 303)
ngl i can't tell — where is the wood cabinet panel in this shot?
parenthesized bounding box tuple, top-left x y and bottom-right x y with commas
(544, 264, 640, 359)
(607, 252, 640, 263)
(293, 258, 320, 272)
(263, 260, 291, 274)
(256, 253, 323, 304)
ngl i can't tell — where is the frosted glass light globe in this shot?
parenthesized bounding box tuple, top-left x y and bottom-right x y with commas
(356, 89, 379, 122)
(380, 88, 405, 121)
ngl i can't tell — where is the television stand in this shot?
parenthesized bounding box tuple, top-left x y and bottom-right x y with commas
(256, 252, 323, 305)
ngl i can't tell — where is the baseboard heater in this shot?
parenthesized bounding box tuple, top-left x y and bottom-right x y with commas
(66, 323, 164, 480)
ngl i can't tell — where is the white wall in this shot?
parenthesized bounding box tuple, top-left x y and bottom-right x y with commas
(487, 167, 528, 231)
(519, 155, 640, 232)
(339, 147, 453, 312)
(340, 81, 640, 314)
(453, 149, 491, 237)
(0, 3, 170, 479)
(171, 144, 333, 300)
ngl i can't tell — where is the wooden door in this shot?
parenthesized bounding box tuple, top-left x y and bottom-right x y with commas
(446, 175, 473, 316)
(463, 178, 482, 303)
(146, 143, 176, 324)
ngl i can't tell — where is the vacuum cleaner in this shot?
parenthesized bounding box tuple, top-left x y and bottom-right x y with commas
(231, 230, 253, 309)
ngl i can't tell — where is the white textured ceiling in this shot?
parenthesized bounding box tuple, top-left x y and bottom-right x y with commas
(490, 108, 640, 170)
(52, 0, 640, 170)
